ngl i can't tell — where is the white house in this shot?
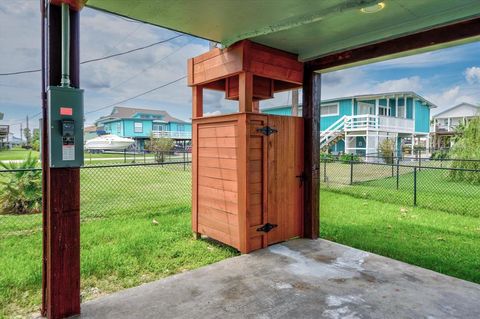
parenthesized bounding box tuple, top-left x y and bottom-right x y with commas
(431, 102, 480, 149)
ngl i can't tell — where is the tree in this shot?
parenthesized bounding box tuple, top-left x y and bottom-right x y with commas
(31, 129, 40, 151)
(378, 138, 395, 164)
(448, 116, 480, 184)
(146, 135, 175, 163)
(23, 127, 32, 147)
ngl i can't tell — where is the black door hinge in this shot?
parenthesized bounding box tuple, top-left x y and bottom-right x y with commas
(296, 171, 306, 187)
(256, 126, 278, 136)
(257, 223, 278, 233)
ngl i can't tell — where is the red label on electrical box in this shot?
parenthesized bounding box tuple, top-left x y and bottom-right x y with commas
(60, 107, 73, 116)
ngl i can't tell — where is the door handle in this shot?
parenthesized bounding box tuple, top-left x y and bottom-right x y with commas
(296, 172, 306, 187)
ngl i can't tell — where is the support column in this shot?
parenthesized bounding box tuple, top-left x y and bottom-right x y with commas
(302, 66, 320, 239)
(192, 86, 203, 118)
(43, 3, 81, 318)
(239, 72, 253, 112)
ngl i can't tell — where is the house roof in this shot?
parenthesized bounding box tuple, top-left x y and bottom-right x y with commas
(432, 102, 480, 118)
(261, 91, 437, 111)
(323, 91, 437, 108)
(96, 106, 188, 124)
(87, 0, 480, 63)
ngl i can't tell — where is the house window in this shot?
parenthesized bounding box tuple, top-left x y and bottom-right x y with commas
(116, 122, 121, 133)
(153, 124, 167, 131)
(177, 124, 184, 131)
(358, 102, 375, 115)
(379, 106, 390, 116)
(321, 103, 339, 116)
(134, 122, 143, 133)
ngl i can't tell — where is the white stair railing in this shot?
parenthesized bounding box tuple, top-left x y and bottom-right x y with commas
(320, 115, 347, 149)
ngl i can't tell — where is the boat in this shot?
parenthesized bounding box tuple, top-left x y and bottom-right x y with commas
(85, 134, 135, 150)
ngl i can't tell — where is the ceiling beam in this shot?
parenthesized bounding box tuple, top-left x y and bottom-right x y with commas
(306, 17, 480, 72)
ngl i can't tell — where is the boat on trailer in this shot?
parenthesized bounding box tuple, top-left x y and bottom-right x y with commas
(85, 134, 135, 151)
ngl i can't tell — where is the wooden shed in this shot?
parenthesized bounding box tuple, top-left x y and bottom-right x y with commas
(188, 40, 305, 253)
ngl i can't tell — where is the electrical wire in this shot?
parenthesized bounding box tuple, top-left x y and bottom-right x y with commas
(85, 75, 186, 115)
(0, 34, 184, 76)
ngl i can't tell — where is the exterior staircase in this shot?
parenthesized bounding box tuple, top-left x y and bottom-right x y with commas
(320, 115, 346, 151)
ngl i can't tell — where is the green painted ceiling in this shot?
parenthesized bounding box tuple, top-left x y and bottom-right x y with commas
(87, 0, 480, 62)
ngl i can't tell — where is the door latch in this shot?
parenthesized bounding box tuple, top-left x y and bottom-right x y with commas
(256, 126, 278, 136)
(296, 171, 306, 187)
(257, 223, 278, 233)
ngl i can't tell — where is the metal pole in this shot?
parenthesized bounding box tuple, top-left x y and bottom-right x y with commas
(350, 153, 354, 185)
(396, 157, 400, 190)
(323, 159, 327, 183)
(413, 167, 417, 206)
(391, 151, 394, 177)
(60, 3, 70, 87)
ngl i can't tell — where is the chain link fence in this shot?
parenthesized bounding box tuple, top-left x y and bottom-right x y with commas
(320, 155, 480, 217)
(0, 161, 192, 238)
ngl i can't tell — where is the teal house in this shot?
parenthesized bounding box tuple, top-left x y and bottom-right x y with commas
(262, 92, 436, 156)
(95, 106, 191, 150)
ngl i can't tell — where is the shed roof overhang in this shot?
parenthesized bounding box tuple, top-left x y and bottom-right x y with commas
(87, 0, 480, 70)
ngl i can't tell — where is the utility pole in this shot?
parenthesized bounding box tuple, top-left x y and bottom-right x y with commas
(292, 89, 299, 116)
(20, 123, 23, 142)
(26, 115, 30, 146)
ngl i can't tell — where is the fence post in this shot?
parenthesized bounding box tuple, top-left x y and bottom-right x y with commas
(144, 151, 146, 163)
(124, 149, 126, 163)
(413, 166, 417, 206)
(396, 157, 400, 190)
(391, 151, 394, 177)
(350, 153, 354, 185)
(323, 159, 327, 183)
(183, 151, 186, 171)
(418, 152, 421, 172)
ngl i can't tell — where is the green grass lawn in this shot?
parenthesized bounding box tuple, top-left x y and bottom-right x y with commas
(320, 190, 480, 284)
(322, 162, 480, 217)
(0, 164, 236, 318)
(0, 148, 39, 161)
(1, 162, 479, 318)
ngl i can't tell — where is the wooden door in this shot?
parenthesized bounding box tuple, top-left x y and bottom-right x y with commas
(266, 115, 304, 245)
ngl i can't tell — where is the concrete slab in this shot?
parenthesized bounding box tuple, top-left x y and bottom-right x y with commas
(77, 239, 480, 319)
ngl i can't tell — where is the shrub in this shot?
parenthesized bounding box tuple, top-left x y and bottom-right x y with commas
(320, 152, 334, 162)
(146, 135, 175, 163)
(378, 139, 395, 164)
(339, 153, 360, 163)
(430, 149, 449, 160)
(448, 117, 480, 184)
(0, 153, 42, 214)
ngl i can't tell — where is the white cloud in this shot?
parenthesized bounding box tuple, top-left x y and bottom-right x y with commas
(374, 76, 422, 93)
(465, 66, 480, 84)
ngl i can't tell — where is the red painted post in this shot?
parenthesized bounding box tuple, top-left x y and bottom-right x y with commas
(43, 2, 81, 318)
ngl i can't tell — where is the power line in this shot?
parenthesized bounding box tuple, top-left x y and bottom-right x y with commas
(0, 34, 184, 76)
(85, 75, 186, 115)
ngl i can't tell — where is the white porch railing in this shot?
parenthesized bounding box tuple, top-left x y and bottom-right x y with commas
(152, 130, 192, 139)
(320, 115, 346, 149)
(344, 115, 413, 133)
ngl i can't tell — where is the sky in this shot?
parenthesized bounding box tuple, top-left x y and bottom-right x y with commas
(1, 1, 479, 138)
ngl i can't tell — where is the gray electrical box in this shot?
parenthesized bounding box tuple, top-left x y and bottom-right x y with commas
(48, 86, 84, 168)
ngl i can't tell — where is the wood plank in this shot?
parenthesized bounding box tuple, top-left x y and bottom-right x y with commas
(306, 17, 480, 72)
(198, 224, 239, 249)
(198, 125, 237, 138)
(198, 185, 238, 203)
(237, 114, 248, 253)
(239, 72, 253, 112)
(198, 197, 238, 214)
(198, 215, 239, 237)
(198, 205, 239, 222)
(192, 86, 203, 118)
(198, 137, 237, 148)
(248, 148, 262, 161)
(198, 147, 237, 159)
(248, 182, 262, 194)
(198, 176, 238, 193)
(248, 204, 263, 226)
(198, 167, 238, 181)
(198, 157, 237, 170)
